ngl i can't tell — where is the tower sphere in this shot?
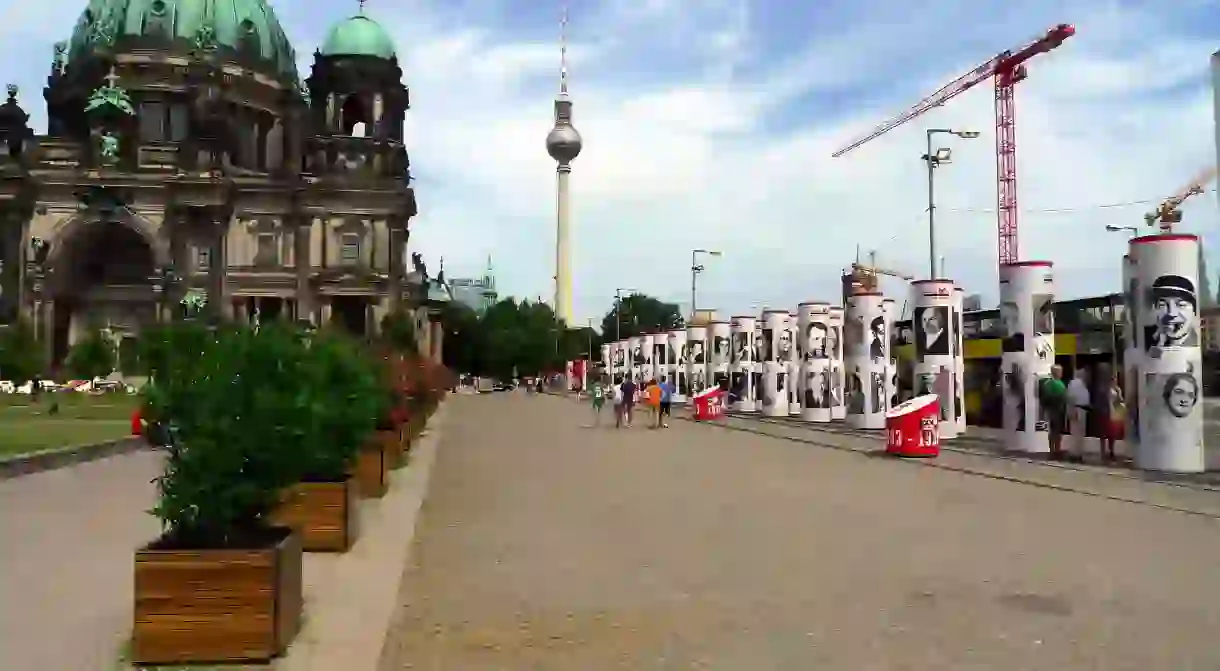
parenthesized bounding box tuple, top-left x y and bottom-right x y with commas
(547, 124, 582, 163)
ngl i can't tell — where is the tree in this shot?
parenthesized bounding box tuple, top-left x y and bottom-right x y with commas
(0, 320, 46, 383)
(439, 303, 483, 375)
(65, 330, 117, 380)
(599, 293, 684, 341)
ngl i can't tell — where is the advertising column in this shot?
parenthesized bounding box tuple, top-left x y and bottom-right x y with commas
(760, 309, 791, 417)
(911, 279, 961, 439)
(845, 292, 886, 429)
(651, 332, 669, 385)
(600, 343, 610, 383)
(1132, 234, 1206, 473)
(786, 313, 801, 416)
(998, 261, 1055, 453)
(668, 328, 688, 403)
(1122, 253, 1140, 452)
(686, 323, 708, 395)
(730, 315, 757, 412)
(952, 287, 968, 435)
(708, 320, 731, 394)
(641, 332, 656, 382)
(753, 319, 765, 410)
(798, 302, 832, 423)
(881, 298, 898, 412)
(628, 335, 642, 383)
(828, 306, 846, 421)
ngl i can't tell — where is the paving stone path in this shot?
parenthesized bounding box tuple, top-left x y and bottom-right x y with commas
(380, 392, 1220, 670)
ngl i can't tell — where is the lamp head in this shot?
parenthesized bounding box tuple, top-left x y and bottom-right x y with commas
(955, 130, 980, 139)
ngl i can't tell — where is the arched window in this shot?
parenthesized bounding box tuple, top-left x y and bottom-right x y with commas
(340, 95, 369, 137)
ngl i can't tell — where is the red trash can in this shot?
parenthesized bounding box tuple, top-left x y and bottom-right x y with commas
(692, 387, 726, 421)
(885, 394, 940, 457)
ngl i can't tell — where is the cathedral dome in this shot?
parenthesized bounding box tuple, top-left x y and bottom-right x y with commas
(66, 0, 299, 79)
(320, 14, 396, 59)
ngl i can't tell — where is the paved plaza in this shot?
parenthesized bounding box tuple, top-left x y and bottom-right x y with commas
(381, 392, 1220, 670)
(3, 394, 1220, 670)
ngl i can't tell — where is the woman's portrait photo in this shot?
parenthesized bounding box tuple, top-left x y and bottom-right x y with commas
(1161, 369, 1200, 419)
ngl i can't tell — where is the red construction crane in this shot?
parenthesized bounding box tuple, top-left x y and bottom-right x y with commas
(832, 24, 1076, 268)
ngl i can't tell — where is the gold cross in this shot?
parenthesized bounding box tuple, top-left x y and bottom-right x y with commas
(103, 67, 120, 88)
(358, 0, 366, 12)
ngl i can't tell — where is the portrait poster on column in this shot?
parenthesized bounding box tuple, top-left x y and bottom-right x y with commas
(1142, 365, 1202, 448)
(1032, 293, 1055, 337)
(870, 370, 885, 411)
(753, 371, 763, 402)
(730, 372, 745, 401)
(733, 332, 750, 362)
(1144, 274, 1199, 355)
(713, 335, 729, 363)
(914, 306, 950, 356)
(869, 315, 886, 361)
(846, 366, 865, 414)
(804, 367, 827, 409)
(690, 339, 706, 364)
(777, 327, 793, 362)
(951, 307, 962, 356)
(1000, 300, 1022, 353)
(844, 314, 864, 358)
(806, 322, 829, 359)
(691, 367, 706, 394)
(760, 327, 774, 362)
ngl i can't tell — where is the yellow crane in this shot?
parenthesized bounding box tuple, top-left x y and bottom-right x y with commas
(848, 250, 914, 294)
(1145, 166, 1217, 232)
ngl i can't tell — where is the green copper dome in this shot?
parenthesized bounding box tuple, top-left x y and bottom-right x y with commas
(67, 0, 298, 79)
(320, 15, 396, 59)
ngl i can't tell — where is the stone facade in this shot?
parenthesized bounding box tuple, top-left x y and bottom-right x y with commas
(0, 3, 435, 365)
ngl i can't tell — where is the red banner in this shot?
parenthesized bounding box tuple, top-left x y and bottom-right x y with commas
(692, 387, 726, 421)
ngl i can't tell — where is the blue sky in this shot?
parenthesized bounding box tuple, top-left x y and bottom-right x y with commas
(3, 0, 1219, 325)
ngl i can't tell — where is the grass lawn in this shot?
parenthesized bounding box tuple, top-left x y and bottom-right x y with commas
(0, 394, 140, 458)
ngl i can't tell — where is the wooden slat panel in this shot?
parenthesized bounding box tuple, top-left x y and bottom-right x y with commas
(268, 482, 355, 552)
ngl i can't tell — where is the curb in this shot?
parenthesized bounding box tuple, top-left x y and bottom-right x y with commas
(272, 401, 448, 671)
(0, 437, 149, 481)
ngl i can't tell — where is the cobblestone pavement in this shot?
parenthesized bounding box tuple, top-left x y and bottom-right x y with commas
(0, 449, 163, 671)
(380, 393, 1220, 670)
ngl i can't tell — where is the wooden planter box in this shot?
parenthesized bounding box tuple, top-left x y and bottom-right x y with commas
(268, 480, 359, 552)
(131, 526, 303, 665)
(355, 440, 389, 498)
(381, 429, 405, 470)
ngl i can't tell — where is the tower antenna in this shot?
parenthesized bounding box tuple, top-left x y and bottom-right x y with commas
(358, 0, 366, 13)
(559, 0, 569, 96)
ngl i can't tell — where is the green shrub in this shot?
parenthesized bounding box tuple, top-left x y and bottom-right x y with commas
(65, 330, 116, 380)
(0, 320, 46, 383)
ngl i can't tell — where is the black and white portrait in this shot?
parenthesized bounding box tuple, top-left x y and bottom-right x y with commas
(677, 371, 688, 396)
(805, 322, 828, 360)
(691, 368, 706, 394)
(729, 372, 745, 402)
(804, 369, 828, 409)
(1003, 362, 1025, 432)
(1155, 368, 1200, 419)
(760, 327, 774, 362)
(844, 315, 865, 358)
(690, 340, 706, 365)
(733, 331, 751, 362)
(1142, 366, 1201, 448)
(752, 371, 763, 402)
(870, 370, 885, 413)
(829, 364, 842, 408)
(1032, 293, 1054, 335)
(712, 336, 730, 363)
(777, 328, 794, 361)
(613, 348, 625, 367)
(846, 369, 864, 414)
(914, 306, 950, 357)
(827, 326, 841, 361)
(713, 371, 727, 392)
(869, 316, 886, 361)
(1000, 301, 1023, 354)
(632, 344, 644, 365)
(653, 342, 666, 365)
(753, 331, 767, 363)
(951, 309, 961, 356)
(1145, 275, 1199, 352)
(669, 342, 680, 364)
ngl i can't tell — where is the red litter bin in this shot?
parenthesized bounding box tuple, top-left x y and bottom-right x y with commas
(692, 387, 726, 421)
(885, 394, 940, 457)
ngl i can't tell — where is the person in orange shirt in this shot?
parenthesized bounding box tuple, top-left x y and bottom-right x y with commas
(645, 379, 663, 428)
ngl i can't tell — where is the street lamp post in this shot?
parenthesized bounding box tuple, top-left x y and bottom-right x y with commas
(1105, 224, 1140, 237)
(690, 249, 722, 321)
(922, 128, 979, 279)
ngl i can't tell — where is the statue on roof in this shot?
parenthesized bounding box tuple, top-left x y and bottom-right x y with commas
(98, 131, 120, 164)
(85, 68, 134, 116)
(51, 42, 68, 77)
(87, 16, 116, 50)
(193, 25, 218, 53)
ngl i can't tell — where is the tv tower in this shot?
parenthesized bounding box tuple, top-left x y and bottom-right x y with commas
(545, 0, 582, 325)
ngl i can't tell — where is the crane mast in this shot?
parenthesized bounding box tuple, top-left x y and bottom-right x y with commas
(832, 24, 1075, 270)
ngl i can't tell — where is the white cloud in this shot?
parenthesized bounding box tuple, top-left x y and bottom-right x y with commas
(2, 0, 1215, 325)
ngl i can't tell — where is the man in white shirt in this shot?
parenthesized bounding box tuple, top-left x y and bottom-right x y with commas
(1066, 368, 1091, 461)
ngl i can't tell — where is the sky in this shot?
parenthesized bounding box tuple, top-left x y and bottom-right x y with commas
(2, 0, 1218, 327)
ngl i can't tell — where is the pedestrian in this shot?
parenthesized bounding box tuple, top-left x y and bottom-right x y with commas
(1040, 365, 1068, 460)
(1100, 367, 1125, 462)
(612, 380, 625, 428)
(590, 376, 606, 426)
(621, 376, 637, 427)
(1067, 367, 1091, 462)
(658, 376, 674, 428)
(645, 379, 663, 428)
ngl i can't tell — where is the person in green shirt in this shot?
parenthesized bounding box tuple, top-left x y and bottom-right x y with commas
(590, 376, 607, 426)
(1039, 365, 1068, 459)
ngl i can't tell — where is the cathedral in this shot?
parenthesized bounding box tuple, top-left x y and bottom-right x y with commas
(0, 0, 444, 364)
